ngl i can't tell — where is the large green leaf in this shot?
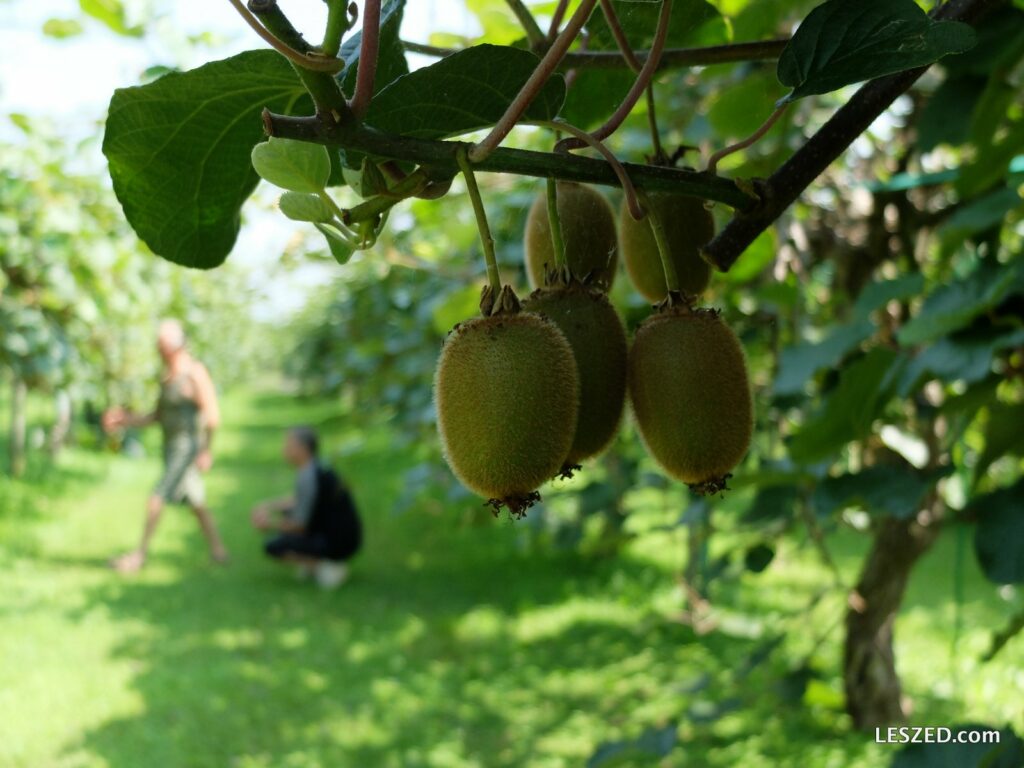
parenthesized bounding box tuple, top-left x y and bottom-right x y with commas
(812, 465, 951, 520)
(973, 479, 1024, 585)
(364, 44, 565, 139)
(777, 0, 977, 103)
(103, 50, 307, 268)
(975, 402, 1024, 484)
(899, 326, 1024, 396)
(788, 347, 904, 462)
(897, 260, 1024, 345)
(773, 318, 875, 397)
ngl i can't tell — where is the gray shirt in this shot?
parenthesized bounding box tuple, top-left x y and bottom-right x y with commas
(288, 460, 318, 526)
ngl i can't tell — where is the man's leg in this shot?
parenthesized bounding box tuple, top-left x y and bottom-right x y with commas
(111, 493, 164, 573)
(191, 503, 229, 563)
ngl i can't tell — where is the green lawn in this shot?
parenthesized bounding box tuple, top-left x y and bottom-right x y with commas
(0, 390, 1019, 768)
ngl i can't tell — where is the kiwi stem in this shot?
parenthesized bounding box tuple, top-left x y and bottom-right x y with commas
(596, 0, 665, 163)
(533, 120, 644, 220)
(235, 0, 345, 73)
(642, 191, 681, 295)
(469, 0, 597, 162)
(545, 178, 568, 270)
(456, 148, 502, 296)
(706, 103, 788, 174)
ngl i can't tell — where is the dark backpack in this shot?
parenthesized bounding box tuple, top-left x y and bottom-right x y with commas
(308, 466, 362, 560)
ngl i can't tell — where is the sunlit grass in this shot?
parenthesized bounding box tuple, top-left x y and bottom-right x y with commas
(0, 389, 1019, 767)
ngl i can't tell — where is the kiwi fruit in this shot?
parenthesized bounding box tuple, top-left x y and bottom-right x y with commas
(523, 280, 628, 470)
(434, 297, 580, 516)
(628, 305, 752, 492)
(524, 182, 618, 290)
(620, 193, 714, 301)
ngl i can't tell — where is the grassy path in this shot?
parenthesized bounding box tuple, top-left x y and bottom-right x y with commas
(0, 391, 1019, 767)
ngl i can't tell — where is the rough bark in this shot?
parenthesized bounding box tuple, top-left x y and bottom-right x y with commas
(844, 507, 942, 729)
(9, 375, 27, 477)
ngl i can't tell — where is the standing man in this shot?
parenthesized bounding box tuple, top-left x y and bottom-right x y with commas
(250, 427, 362, 589)
(103, 320, 228, 572)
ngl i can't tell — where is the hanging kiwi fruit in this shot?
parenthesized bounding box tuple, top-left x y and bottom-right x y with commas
(523, 277, 628, 473)
(620, 193, 714, 301)
(524, 181, 618, 291)
(628, 304, 753, 493)
(434, 286, 580, 516)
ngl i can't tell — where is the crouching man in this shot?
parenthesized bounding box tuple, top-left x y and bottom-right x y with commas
(250, 426, 362, 589)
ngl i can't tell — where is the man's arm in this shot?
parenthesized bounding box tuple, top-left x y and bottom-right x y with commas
(192, 362, 220, 471)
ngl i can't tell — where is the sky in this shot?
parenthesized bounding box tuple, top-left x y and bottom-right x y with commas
(0, 0, 478, 319)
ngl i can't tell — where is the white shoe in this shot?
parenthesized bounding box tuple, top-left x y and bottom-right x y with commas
(315, 561, 348, 590)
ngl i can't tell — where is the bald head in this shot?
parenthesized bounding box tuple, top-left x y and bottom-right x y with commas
(157, 319, 186, 361)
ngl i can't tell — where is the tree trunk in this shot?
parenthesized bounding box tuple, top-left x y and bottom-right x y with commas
(48, 389, 72, 457)
(844, 507, 941, 730)
(9, 375, 27, 477)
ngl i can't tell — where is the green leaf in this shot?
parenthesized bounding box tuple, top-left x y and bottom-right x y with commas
(853, 274, 926, 317)
(339, 0, 408, 95)
(103, 50, 307, 268)
(899, 327, 1024, 396)
(744, 544, 775, 573)
(917, 76, 985, 153)
(897, 261, 1023, 345)
(364, 44, 565, 140)
(251, 137, 331, 194)
(972, 479, 1024, 585)
(812, 465, 952, 520)
(777, 0, 977, 103)
(342, 158, 389, 198)
(957, 119, 1024, 198)
(42, 18, 84, 38)
(722, 228, 777, 284)
(79, 0, 142, 36)
(774, 319, 875, 397)
(975, 402, 1024, 484)
(277, 192, 334, 223)
(788, 347, 904, 462)
(315, 223, 355, 265)
(939, 187, 1023, 252)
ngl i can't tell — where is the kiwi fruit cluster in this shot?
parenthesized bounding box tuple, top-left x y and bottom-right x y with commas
(435, 183, 751, 517)
(620, 192, 715, 302)
(524, 181, 618, 290)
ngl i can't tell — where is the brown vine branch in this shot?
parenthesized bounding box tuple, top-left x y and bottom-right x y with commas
(262, 112, 757, 210)
(706, 102, 787, 174)
(701, 0, 999, 273)
(532, 119, 643, 219)
(401, 38, 789, 70)
(561, 0, 672, 150)
(469, 0, 597, 162)
(547, 0, 569, 40)
(349, 0, 381, 117)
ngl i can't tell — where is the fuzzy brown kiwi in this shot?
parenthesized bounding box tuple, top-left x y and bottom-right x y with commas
(620, 193, 714, 302)
(628, 306, 752, 492)
(523, 280, 628, 471)
(524, 182, 618, 291)
(434, 308, 580, 516)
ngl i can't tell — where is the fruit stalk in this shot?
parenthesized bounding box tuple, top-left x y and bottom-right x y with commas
(456, 149, 502, 297)
(349, 0, 382, 118)
(545, 178, 567, 270)
(642, 193, 681, 295)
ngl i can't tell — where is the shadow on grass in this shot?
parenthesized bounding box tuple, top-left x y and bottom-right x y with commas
(61, 393, 878, 768)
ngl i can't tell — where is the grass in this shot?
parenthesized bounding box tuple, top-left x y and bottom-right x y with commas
(0, 389, 1020, 768)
